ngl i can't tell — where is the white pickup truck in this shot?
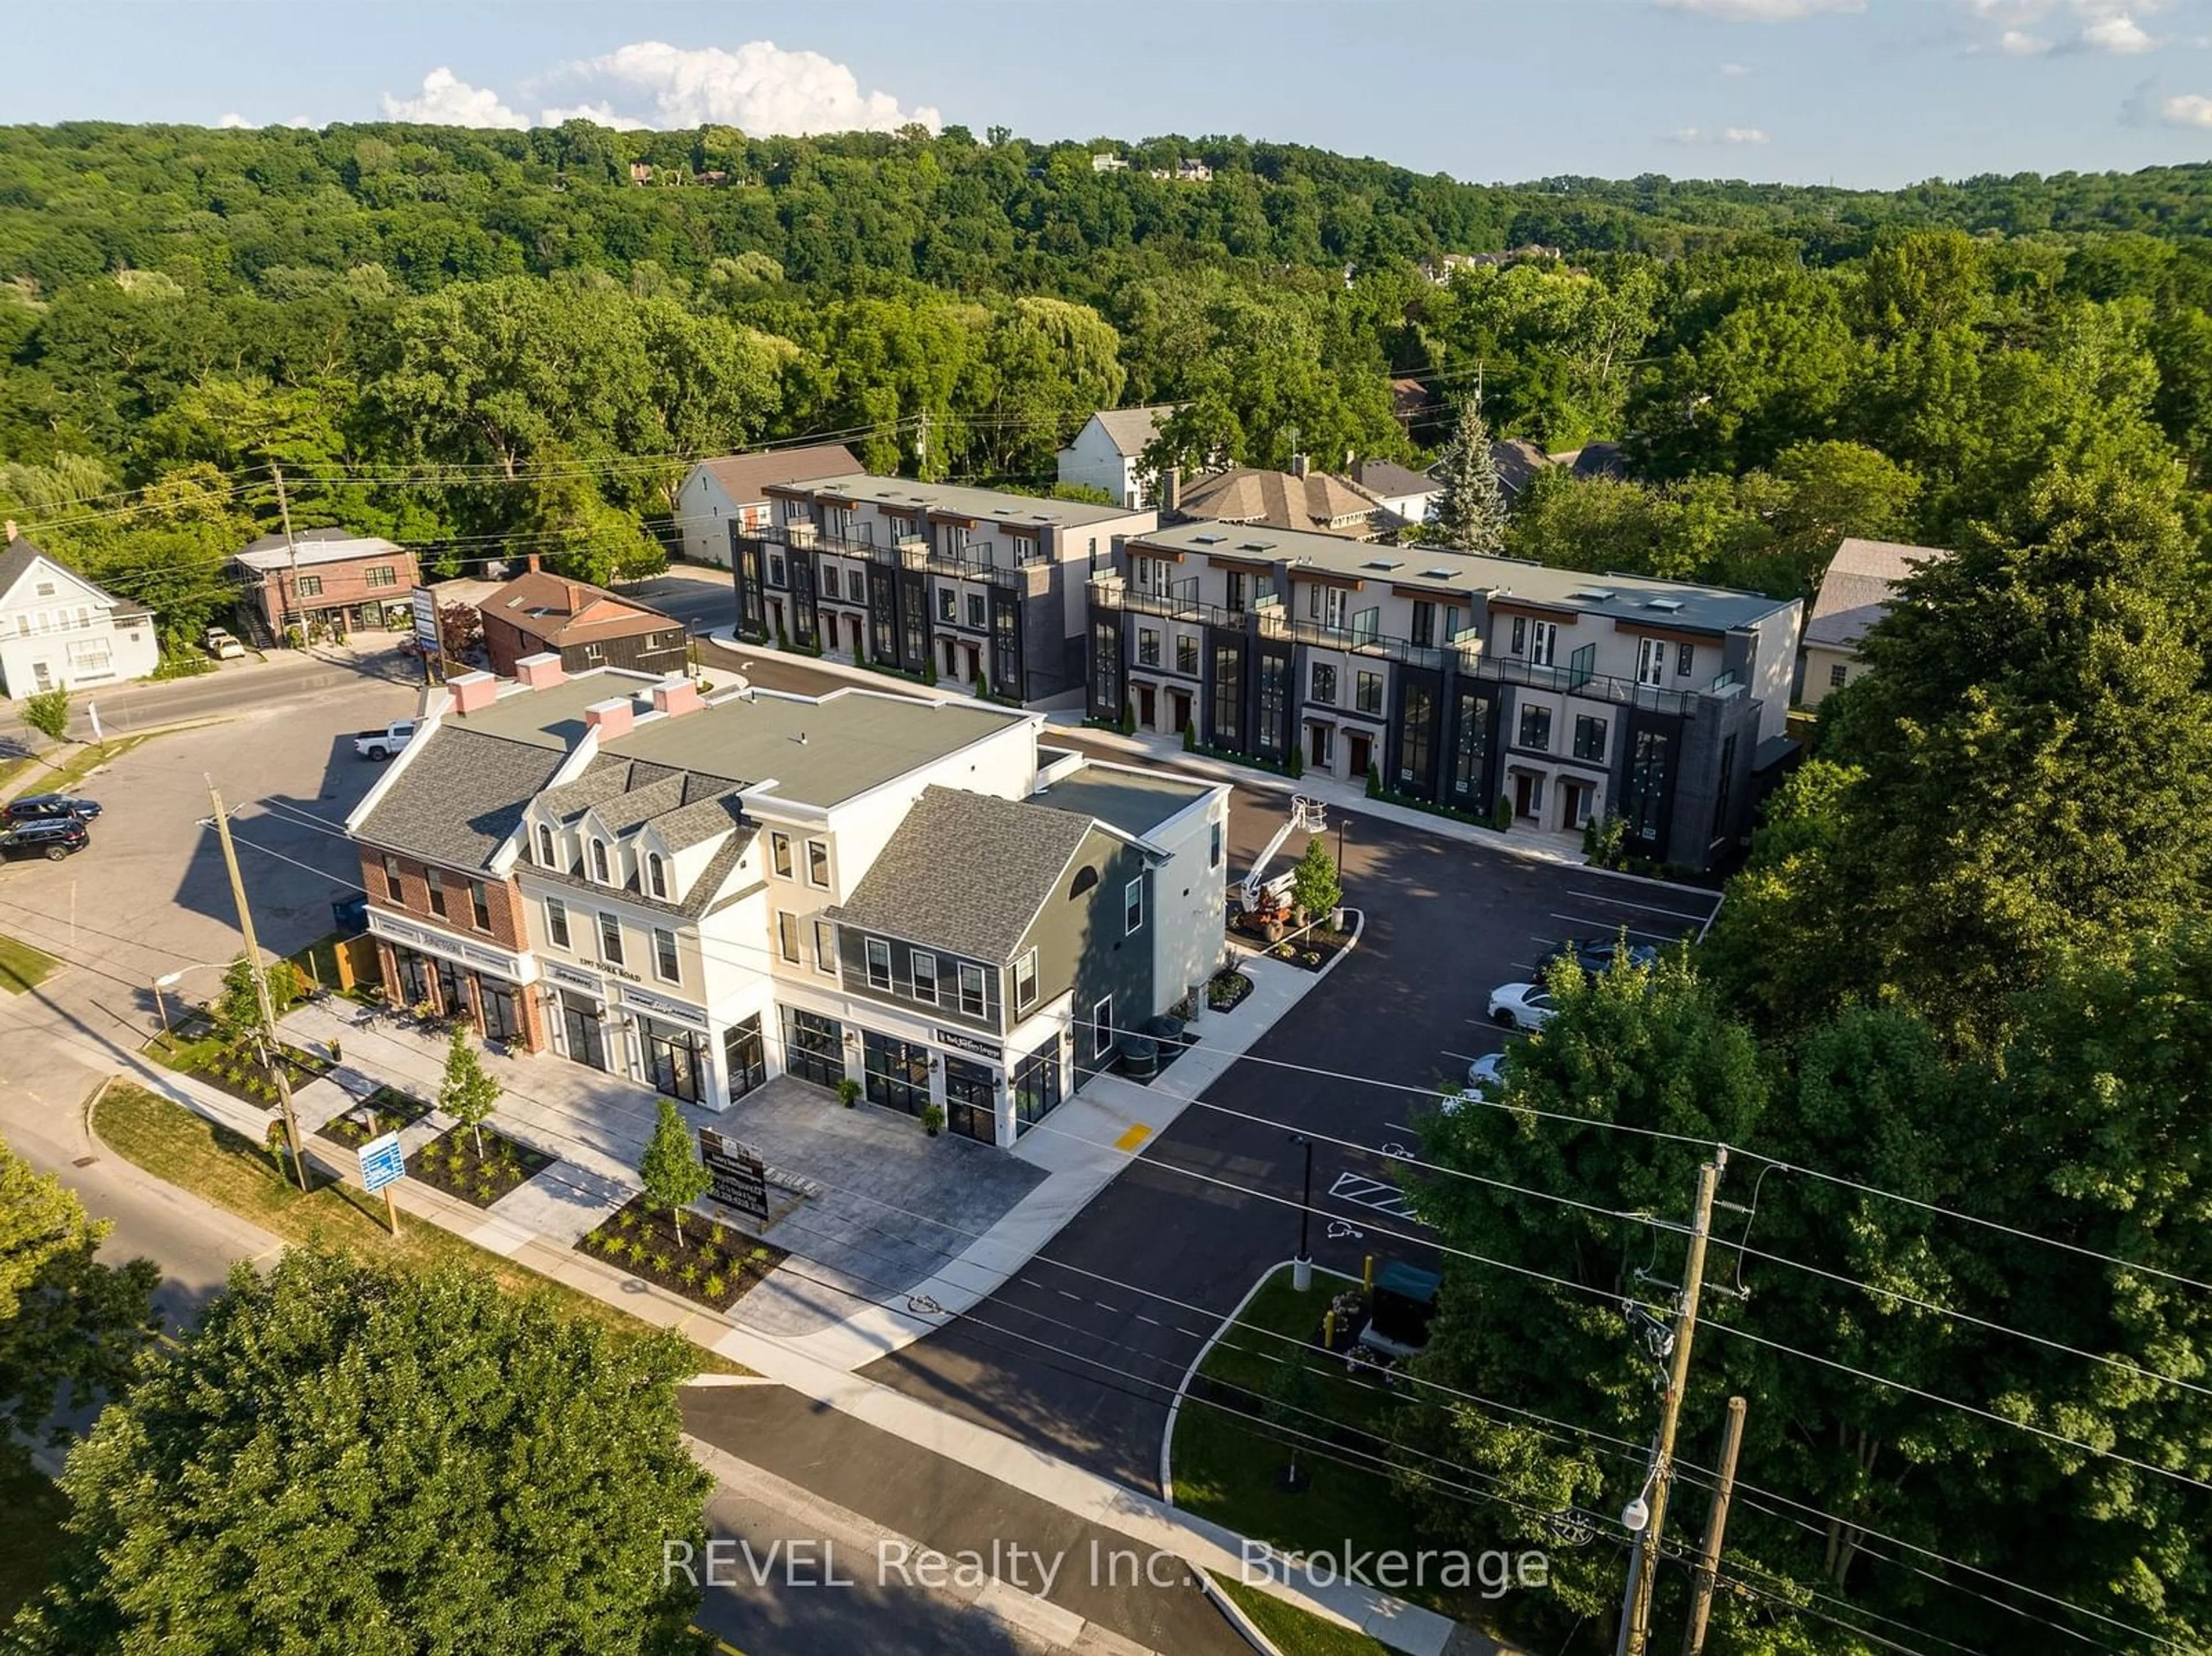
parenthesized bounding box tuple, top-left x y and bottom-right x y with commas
(354, 720, 416, 761)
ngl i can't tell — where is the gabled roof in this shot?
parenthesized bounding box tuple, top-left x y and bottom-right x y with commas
(482, 571, 676, 646)
(692, 443, 863, 505)
(1178, 468, 1389, 538)
(0, 531, 128, 613)
(354, 726, 571, 873)
(1086, 405, 1179, 457)
(826, 785, 1095, 964)
(1350, 459, 1438, 500)
(1489, 439, 1552, 498)
(1805, 538, 1950, 651)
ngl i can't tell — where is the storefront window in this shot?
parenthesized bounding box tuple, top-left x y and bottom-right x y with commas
(781, 1007, 843, 1089)
(479, 979, 521, 1045)
(862, 1029, 932, 1117)
(724, 1014, 767, 1101)
(1013, 1043, 1063, 1135)
(642, 1017, 706, 1104)
(944, 1057, 997, 1143)
(557, 991, 609, 1071)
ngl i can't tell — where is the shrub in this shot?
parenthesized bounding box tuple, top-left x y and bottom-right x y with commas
(921, 1103, 946, 1136)
(710, 1223, 728, 1250)
(626, 1238, 648, 1265)
(651, 1252, 673, 1275)
(703, 1273, 728, 1300)
(1365, 764, 1382, 798)
(837, 1077, 861, 1108)
(1302, 951, 1321, 967)
(1492, 794, 1515, 832)
(679, 1264, 699, 1288)
(1286, 744, 1304, 779)
(1181, 721, 1198, 753)
(1118, 702, 1136, 736)
(618, 1208, 637, 1230)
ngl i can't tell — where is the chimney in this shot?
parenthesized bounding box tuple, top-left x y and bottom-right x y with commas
(650, 677, 704, 719)
(516, 651, 566, 691)
(565, 581, 584, 614)
(1290, 453, 1309, 479)
(584, 696, 635, 740)
(526, 552, 541, 574)
(1161, 467, 1180, 517)
(449, 670, 499, 715)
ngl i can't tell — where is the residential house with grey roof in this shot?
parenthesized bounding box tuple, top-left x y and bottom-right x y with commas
(1797, 537, 1948, 709)
(733, 473, 1156, 703)
(1088, 518, 1802, 871)
(0, 522, 159, 698)
(345, 649, 1227, 1144)
(675, 443, 864, 569)
(1056, 405, 1180, 509)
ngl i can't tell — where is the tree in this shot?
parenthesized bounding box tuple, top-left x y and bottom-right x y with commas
(638, 1099, 709, 1244)
(1260, 1347, 1320, 1492)
(0, 1137, 159, 1453)
(21, 687, 69, 742)
(1287, 837, 1342, 923)
(12, 1248, 709, 1655)
(439, 1026, 502, 1158)
(212, 953, 302, 1044)
(1426, 398, 1508, 554)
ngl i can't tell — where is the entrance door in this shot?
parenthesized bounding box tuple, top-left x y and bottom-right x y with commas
(1308, 723, 1333, 771)
(965, 644, 983, 684)
(1559, 781, 1586, 831)
(1346, 731, 1372, 782)
(781, 1008, 844, 1089)
(1137, 684, 1157, 730)
(561, 998, 608, 1071)
(724, 1014, 766, 1102)
(1514, 773, 1546, 819)
(944, 1057, 997, 1143)
(479, 979, 521, 1046)
(862, 1030, 932, 1116)
(1169, 689, 1192, 735)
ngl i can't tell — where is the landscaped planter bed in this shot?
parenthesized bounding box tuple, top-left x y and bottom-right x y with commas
(1206, 968, 1255, 1013)
(1252, 913, 1360, 973)
(405, 1123, 554, 1209)
(151, 1022, 335, 1109)
(574, 1196, 786, 1311)
(316, 1087, 433, 1151)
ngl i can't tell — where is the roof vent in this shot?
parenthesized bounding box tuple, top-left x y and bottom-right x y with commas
(1646, 597, 1683, 613)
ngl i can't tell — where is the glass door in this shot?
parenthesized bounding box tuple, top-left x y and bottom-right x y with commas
(724, 1014, 767, 1101)
(862, 1030, 931, 1116)
(944, 1058, 997, 1143)
(781, 1007, 844, 1089)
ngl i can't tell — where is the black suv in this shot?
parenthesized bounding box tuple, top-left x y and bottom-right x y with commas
(4, 793, 101, 824)
(0, 817, 89, 862)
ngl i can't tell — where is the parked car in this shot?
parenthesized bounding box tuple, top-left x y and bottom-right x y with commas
(1538, 937, 1661, 979)
(0, 817, 89, 862)
(5, 793, 101, 824)
(1487, 982, 1558, 1032)
(1444, 1049, 1508, 1115)
(203, 627, 246, 661)
(354, 719, 416, 761)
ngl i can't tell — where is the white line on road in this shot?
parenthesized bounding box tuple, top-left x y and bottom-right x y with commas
(1562, 889, 1721, 922)
(1549, 912, 1687, 942)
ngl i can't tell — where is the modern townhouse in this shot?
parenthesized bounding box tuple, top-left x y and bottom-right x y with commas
(728, 473, 1156, 702)
(344, 651, 1227, 1145)
(1086, 519, 1802, 872)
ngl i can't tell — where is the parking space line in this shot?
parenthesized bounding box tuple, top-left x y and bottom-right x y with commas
(1548, 912, 1689, 942)
(1562, 888, 1719, 920)
(1442, 1048, 1488, 1063)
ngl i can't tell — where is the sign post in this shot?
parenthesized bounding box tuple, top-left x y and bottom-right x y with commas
(408, 587, 443, 685)
(358, 1130, 407, 1237)
(697, 1128, 768, 1225)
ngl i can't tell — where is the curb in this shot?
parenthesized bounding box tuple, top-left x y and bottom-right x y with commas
(1198, 1569, 1290, 1656)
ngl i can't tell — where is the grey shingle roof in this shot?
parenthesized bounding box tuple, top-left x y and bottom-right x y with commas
(0, 536, 44, 603)
(355, 727, 568, 872)
(656, 794, 746, 851)
(1805, 538, 1950, 650)
(1090, 404, 1179, 456)
(695, 444, 862, 505)
(826, 786, 1094, 964)
(1351, 459, 1438, 499)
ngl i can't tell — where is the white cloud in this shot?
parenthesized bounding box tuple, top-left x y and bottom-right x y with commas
(380, 67, 529, 130)
(2155, 89, 2212, 123)
(1721, 126, 1772, 143)
(546, 40, 941, 135)
(1667, 124, 1774, 143)
(2000, 28, 2056, 51)
(2081, 12, 2156, 50)
(1657, 0, 1862, 19)
(216, 112, 249, 128)
(1719, 60, 1754, 74)
(539, 100, 650, 131)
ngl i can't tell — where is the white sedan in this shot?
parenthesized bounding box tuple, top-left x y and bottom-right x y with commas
(1487, 982, 1558, 1032)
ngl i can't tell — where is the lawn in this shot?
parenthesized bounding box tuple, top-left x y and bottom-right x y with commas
(0, 932, 60, 995)
(91, 1081, 746, 1373)
(0, 1450, 70, 1627)
(1169, 1264, 1462, 1619)
(31, 734, 150, 798)
(1207, 1572, 1397, 1656)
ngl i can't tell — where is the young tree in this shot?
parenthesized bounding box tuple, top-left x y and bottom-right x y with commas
(639, 1099, 709, 1244)
(0, 1136, 160, 1452)
(21, 686, 69, 743)
(1287, 837, 1342, 923)
(1426, 397, 1509, 554)
(211, 953, 302, 1044)
(12, 1248, 709, 1655)
(1260, 1347, 1320, 1491)
(439, 1026, 502, 1159)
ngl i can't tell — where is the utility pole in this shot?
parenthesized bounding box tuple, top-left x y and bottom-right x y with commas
(1617, 1149, 1728, 1656)
(273, 464, 300, 647)
(1681, 1395, 1748, 1656)
(208, 779, 309, 1193)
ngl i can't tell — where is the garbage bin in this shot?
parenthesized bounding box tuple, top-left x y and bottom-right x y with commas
(1147, 1014, 1187, 1048)
(1120, 1033, 1160, 1080)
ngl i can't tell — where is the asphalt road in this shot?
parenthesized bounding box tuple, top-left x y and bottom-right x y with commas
(618, 567, 738, 637)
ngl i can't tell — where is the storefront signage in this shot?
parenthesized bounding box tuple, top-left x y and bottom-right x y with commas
(623, 985, 709, 1030)
(698, 1129, 768, 1223)
(368, 909, 529, 980)
(936, 1028, 1002, 1063)
(544, 960, 604, 994)
(410, 587, 442, 665)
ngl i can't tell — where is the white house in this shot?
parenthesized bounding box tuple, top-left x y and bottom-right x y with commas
(1350, 460, 1442, 525)
(673, 444, 861, 567)
(0, 523, 159, 699)
(1055, 406, 1179, 510)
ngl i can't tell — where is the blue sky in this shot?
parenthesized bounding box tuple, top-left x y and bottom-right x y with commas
(9, 0, 2212, 189)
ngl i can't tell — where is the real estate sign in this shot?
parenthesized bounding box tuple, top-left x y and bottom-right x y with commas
(698, 1128, 768, 1223)
(358, 1131, 406, 1193)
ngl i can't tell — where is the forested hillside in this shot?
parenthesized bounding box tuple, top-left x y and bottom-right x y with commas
(2, 119, 2211, 649)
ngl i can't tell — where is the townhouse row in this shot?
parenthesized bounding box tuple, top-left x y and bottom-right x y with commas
(345, 655, 1228, 1148)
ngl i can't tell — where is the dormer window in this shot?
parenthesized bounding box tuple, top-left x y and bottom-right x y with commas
(647, 851, 668, 900)
(536, 824, 555, 866)
(590, 839, 611, 883)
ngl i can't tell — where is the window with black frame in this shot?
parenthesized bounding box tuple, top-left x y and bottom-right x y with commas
(724, 1014, 767, 1101)
(643, 1019, 706, 1104)
(1013, 1043, 1063, 1133)
(862, 1029, 931, 1116)
(781, 1007, 844, 1089)
(944, 1057, 997, 1142)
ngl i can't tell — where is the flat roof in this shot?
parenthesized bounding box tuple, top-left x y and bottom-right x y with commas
(449, 670, 664, 751)
(1128, 519, 1796, 635)
(234, 535, 408, 572)
(787, 472, 1142, 530)
(1031, 766, 1214, 840)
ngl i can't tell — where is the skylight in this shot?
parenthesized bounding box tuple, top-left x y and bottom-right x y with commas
(1362, 559, 1403, 571)
(1421, 567, 1456, 579)
(1194, 532, 1226, 544)
(1570, 588, 1618, 601)
(1646, 597, 1683, 612)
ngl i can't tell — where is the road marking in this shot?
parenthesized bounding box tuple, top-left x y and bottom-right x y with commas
(1563, 888, 1722, 921)
(1113, 1123, 1151, 1152)
(1329, 1169, 1422, 1223)
(1548, 912, 1687, 942)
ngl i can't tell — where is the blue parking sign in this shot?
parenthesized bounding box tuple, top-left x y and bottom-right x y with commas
(359, 1131, 406, 1193)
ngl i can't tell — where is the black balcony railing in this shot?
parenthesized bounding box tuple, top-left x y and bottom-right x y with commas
(749, 525, 1025, 588)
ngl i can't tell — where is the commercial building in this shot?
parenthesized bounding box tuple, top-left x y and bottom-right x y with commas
(232, 526, 419, 643)
(345, 654, 1227, 1144)
(1086, 519, 1801, 871)
(730, 473, 1154, 702)
(1797, 537, 1948, 708)
(0, 524, 158, 697)
(476, 564, 687, 680)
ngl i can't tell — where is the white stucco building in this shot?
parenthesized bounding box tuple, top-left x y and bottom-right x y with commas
(0, 524, 159, 699)
(1056, 407, 1179, 510)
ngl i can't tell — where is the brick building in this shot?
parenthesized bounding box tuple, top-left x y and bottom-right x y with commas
(477, 565, 688, 680)
(233, 527, 418, 643)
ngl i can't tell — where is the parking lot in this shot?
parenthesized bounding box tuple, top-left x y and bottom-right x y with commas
(861, 797, 1722, 1491)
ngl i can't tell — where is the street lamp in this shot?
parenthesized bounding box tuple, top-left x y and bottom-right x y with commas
(151, 961, 226, 1041)
(1290, 1131, 1315, 1292)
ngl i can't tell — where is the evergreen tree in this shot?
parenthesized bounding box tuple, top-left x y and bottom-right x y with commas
(1426, 397, 1509, 554)
(638, 1100, 709, 1244)
(438, 1027, 502, 1159)
(13, 1249, 709, 1655)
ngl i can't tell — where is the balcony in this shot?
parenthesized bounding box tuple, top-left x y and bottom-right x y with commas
(746, 525, 1024, 589)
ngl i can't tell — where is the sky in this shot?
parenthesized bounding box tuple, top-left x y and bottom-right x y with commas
(7, 0, 2212, 190)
